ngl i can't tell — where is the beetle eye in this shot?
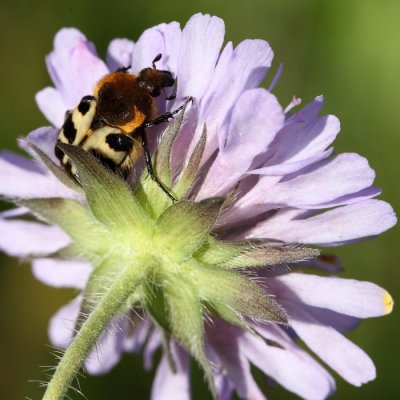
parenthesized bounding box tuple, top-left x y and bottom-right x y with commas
(150, 87, 161, 97)
(161, 71, 175, 87)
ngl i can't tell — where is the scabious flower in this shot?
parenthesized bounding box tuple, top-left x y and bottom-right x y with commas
(0, 13, 396, 400)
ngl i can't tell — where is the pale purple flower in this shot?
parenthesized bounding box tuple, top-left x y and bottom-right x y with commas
(0, 13, 396, 400)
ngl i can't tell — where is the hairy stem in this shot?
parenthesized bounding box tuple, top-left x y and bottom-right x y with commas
(43, 266, 140, 400)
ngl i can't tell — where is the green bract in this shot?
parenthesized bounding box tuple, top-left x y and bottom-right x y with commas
(20, 113, 318, 400)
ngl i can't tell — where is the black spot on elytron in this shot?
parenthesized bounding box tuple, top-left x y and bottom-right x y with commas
(90, 114, 105, 130)
(78, 95, 95, 115)
(105, 133, 133, 152)
(54, 144, 65, 162)
(62, 115, 77, 144)
(64, 110, 72, 120)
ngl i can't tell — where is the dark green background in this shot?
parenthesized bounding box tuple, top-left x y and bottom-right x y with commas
(0, 1, 398, 399)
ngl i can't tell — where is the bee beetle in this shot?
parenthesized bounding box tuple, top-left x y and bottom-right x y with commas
(55, 54, 192, 201)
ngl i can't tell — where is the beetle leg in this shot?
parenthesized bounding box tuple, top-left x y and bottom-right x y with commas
(143, 96, 193, 129)
(139, 129, 176, 202)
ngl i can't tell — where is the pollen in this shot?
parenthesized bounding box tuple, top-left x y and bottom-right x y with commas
(383, 290, 394, 314)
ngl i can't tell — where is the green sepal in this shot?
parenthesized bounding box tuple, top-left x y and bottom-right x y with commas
(189, 261, 288, 324)
(194, 237, 246, 265)
(47, 244, 99, 264)
(154, 198, 224, 259)
(159, 328, 178, 374)
(135, 100, 190, 217)
(207, 302, 253, 333)
(125, 291, 142, 311)
(18, 197, 108, 257)
(196, 238, 319, 269)
(164, 278, 216, 398)
(219, 243, 319, 269)
(28, 142, 83, 193)
(173, 125, 207, 198)
(58, 143, 150, 235)
(142, 273, 171, 333)
(75, 258, 124, 333)
(154, 100, 190, 185)
(143, 282, 179, 374)
(47, 245, 81, 260)
(135, 175, 176, 220)
(143, 270, 215, 395)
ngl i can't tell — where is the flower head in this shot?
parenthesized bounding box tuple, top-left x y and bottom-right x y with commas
(0, 13, 396, 400)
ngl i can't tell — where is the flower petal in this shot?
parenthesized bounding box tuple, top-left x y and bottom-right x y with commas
(106, 38, 135, 71)
(144, 329, 162, 370)
(211, 359, 234, 400)
(223, 89, 283, 158)
(123, 318, 151, 354)
(35, 87, 68, 128)
(0, 149, 42, 173)
(48, 296, 81, 348)
(254, 96, 340, 175)
(132, 22, 181, 75)
(0, 207, 29, 218)
(270, 273, 393, 318)
(32, 258, 92, 289)
(268, 63, 283, 92)
(0, 148, 78, 200)
(0, 218, 70, 257)
(200, 89, 284, 197)
(286, 301, 376, 386)
(252, 149, 333, 176)
(176, 13, 224, 101)
(210, 127, 364, 226)
(22, 126, 59, 163)
(199, 39, 274, 158)
(45, 28, 108, 109)
(307, 307, 360, 333)
(151, 341, 190, 400)
(241, 328, 335, 400)
(250, 200, 397, 246)
(207, 320, 266, 400)
(203, 39, 274, 124)
(254, 153, 376, 209)
(84, 315, 126, 375)
(315, 186, 382, 209)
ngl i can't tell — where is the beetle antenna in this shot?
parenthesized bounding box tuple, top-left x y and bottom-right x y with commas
(152, 54, 162, 69)
(116, 65, 131, 73)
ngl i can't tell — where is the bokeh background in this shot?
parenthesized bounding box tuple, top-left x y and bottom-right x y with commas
(0, 0, 399, 399)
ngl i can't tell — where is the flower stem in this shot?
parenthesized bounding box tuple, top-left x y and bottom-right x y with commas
(43, 266, 140, 400)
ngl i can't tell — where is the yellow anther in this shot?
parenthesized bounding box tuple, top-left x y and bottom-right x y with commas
(384, 291, 394, 314)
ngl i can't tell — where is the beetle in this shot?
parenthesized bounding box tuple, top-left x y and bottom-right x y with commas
(55, 54, 191, 201)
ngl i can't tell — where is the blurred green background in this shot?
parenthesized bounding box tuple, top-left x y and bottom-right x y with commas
(0, 0, 399, 399)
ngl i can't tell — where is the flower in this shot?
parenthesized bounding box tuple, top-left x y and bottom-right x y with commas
(0, 12, 396, 400)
